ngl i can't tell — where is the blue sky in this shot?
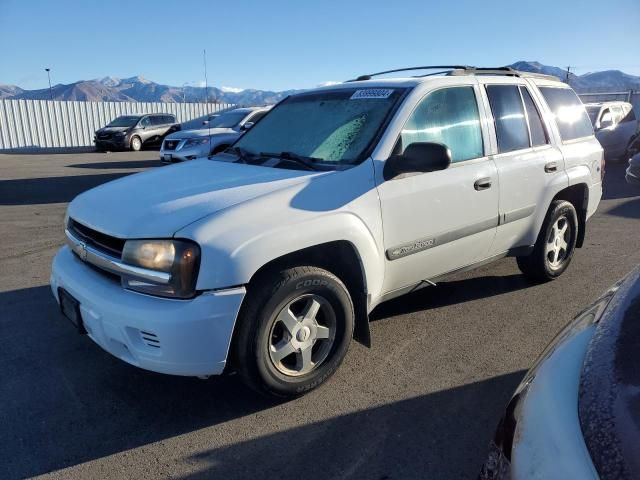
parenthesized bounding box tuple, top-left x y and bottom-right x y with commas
(2, 0, 639, 91)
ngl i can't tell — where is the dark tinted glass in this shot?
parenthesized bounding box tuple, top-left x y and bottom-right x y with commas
(486, 85, 530, 153)
(151, 115, 164, 126)
(622, 106, 636, 123)
(539, 87, 593, 140)
(520, 87, 547, 147)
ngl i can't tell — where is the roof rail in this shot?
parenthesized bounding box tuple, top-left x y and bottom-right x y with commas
(347, 65, 473, 82)
(347, 65, 561, 82)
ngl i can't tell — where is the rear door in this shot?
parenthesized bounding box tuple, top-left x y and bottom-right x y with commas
(479, 79, 566, 255)
(375, 81, 499, 293)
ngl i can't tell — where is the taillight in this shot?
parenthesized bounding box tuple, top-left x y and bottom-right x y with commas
(601, 153, 606, 182)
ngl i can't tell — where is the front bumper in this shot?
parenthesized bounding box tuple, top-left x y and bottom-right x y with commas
(160, 141, 209, 163)
(51, 246, 245, 376)
(95, 137, 127, 150)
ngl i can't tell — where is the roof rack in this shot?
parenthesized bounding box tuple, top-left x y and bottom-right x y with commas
(348, 65, 560, 82)
(347, 66, 473, 82)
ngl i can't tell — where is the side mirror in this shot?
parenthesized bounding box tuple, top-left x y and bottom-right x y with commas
(383, 142, 452, 180)
(241, 122, 254, 131)
(202, 120, 209, 126)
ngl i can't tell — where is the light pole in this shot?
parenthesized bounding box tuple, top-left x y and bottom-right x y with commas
(45, 68, 53, 100)
(182, 82, 189, 103)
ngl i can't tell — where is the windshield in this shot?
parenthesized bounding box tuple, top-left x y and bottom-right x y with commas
(107, 116, 140, 127)
(234, 87, 406, 165)
(207, 110, 249, 128)
(585, 106, 600, 126)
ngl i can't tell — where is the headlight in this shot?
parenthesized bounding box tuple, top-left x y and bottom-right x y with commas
(121, 239, 200, 298)
(114, 131, 126, 137)
(183, 137, 210, 148)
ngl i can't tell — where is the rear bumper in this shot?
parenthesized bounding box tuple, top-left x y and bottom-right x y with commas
(51, 246, 245, 376)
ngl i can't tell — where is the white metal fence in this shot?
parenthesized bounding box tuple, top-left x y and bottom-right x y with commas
(0, 99, 235, 151)
(578, 90, 640, 113)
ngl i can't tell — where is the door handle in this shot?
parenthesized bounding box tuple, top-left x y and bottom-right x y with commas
(474, 177, 492, 191)
(544, 161, 558, 173)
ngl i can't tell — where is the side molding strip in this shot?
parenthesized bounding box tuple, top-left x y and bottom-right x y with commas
(386, 217, 498, 260)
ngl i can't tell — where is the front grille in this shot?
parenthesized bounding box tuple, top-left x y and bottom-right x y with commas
(163, 139, 180, 151)
(97, 132, 112, 140)
(68, 218, 125, 258)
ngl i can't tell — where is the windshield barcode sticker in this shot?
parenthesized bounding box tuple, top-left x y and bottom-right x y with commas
(351, 89, 394, 100)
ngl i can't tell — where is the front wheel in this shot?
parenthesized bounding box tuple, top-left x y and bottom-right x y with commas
(130, 136, 142, 151)
(517, 200, 578, 281)
(233, 266, 354, 397)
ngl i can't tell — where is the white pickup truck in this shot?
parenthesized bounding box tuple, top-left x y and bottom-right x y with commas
(51, 66, 603, 397)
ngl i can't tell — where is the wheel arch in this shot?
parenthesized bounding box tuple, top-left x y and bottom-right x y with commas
(552, 183, 588, 248)
(244, 240, 371, 347)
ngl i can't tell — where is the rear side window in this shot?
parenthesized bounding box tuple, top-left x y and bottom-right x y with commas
(400, 86, 484, 162)
(486, 85, 530, 153)
(539, 87, 593, 141)
(520, 87, 548, 147)
(621, 106, 636, 123)
(151, 115, 164, 126)
(166, 115, 176, 124)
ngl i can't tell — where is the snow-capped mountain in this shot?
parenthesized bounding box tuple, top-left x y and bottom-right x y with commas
(1, 61, 638, 104)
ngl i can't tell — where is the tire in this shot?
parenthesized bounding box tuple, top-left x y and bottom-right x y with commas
(517, 200, 578, 281)
(233, 266, 354, 397)
(130, 136, 142, 151)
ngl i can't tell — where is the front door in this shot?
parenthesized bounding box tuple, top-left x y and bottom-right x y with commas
(376, 85, 499, 294)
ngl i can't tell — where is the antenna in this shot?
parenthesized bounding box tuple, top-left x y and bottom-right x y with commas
(565, 66, 572, 83)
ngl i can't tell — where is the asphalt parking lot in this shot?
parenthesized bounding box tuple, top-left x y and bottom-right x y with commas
(1, 151, 639, 480)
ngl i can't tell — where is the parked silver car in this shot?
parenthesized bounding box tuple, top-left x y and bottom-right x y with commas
(585, 101, 638, 160)
(160, 107, 271, 163)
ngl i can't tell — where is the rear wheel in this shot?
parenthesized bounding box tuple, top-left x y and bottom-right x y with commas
(517, 200, 578, 281)
(130, 136, 142, 151)
(233, 266, 354, 397)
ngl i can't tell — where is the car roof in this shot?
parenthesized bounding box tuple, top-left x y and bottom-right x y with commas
(230, 106, 272, 113)
(309, 67, 566, 92)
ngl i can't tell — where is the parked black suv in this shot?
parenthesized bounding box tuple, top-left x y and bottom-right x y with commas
(94, 113, 180, 151)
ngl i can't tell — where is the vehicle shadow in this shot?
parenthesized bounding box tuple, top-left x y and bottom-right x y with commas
(0, 284, 524, 479)
(371, 273, 534, 321)
(68, 160, 162, 169)
(604, 197, 640, 219)
(0, 173, 136, 205)
(603, 162, 639, 200)
(175, 372, 525, 480)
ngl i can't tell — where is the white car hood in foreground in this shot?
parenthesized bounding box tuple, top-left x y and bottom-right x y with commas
(67, 159, 318, 238)
(166, 127, 235, 139)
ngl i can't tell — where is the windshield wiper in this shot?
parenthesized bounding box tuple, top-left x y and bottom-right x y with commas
(259, 151, 320, 171)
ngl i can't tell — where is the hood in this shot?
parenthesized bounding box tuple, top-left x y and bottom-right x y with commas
(97, 126, 129, 134)
(166, 127, 235, 140)
(67, 159, 321, 238)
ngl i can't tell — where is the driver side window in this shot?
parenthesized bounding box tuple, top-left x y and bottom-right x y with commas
(400, 87, 484, 163)
(139, 117, 151, 128)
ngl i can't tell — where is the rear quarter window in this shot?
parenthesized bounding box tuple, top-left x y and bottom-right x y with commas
(539, 87, 593, 141)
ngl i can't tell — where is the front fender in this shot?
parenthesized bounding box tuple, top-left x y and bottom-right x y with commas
(176, 161, 386, 300)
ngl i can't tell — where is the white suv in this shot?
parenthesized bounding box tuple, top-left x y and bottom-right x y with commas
(51, 66, 603, 397)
